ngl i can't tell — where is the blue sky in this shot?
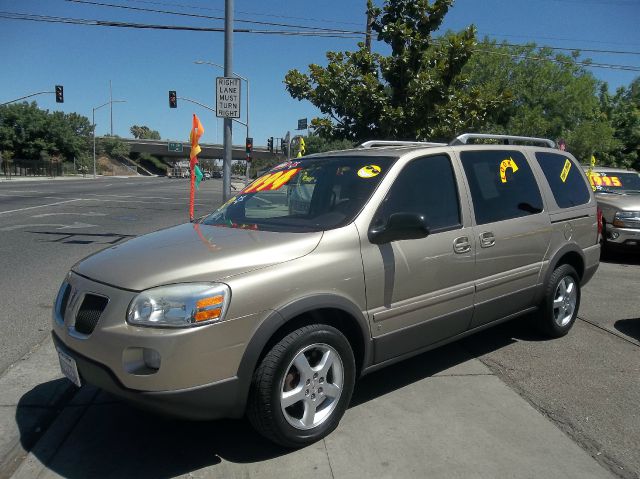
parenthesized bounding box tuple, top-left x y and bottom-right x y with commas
(1, 0, 639, 148)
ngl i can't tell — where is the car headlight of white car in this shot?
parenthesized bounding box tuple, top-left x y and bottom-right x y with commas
(127, 283, 231, 328)
(613, 211, 640, 228)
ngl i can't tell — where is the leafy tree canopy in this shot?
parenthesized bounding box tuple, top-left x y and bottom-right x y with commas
(130, 125, 161, 140)
(303, 135, 354, 155)
(462, 39, 620, 163)
(285, 0, 504, 142)
(0, 102, 92, 161)
(98, 135, 130, 159)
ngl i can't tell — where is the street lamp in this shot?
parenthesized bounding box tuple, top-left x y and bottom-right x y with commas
(92, 100, 126, 179)
(194, 60, 251, 184)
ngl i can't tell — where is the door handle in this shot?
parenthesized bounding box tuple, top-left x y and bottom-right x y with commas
(480, 232, 495, 248)
(453, 236, 471, 254)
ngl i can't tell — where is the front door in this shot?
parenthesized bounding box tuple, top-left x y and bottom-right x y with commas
(360, 153, 477, 364)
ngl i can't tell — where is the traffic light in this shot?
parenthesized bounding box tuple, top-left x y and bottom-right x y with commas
(55, 85, 64, 103)
(169, 90, 177, 108)
(267, 137, 273, 153)
(245, 137, 253, 154)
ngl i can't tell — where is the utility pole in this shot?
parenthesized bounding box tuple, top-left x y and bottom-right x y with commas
(222, 0, 234, 202)
(109, 80, 113, 136)
(365, 4, 373, 52)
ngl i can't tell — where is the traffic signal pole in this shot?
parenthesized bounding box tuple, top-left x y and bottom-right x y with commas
(1, 89, 57, 106)
(222, 0, 234, 202)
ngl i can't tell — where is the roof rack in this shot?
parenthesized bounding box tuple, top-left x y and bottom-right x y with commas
(450, 133, 556, 148)
(359, 140, 447, 149)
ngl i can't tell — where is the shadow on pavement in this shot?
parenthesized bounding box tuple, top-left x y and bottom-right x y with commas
(600, 247, 640, 266)
(16, 318, 543, 478)
(614, 318, 640, 341)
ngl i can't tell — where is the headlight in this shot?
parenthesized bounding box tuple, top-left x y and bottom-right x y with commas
(613, 211, 640, 228)
(127, 283, 231, 328)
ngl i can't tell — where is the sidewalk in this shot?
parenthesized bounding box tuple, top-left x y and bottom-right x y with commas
(0, 336, 615, 479)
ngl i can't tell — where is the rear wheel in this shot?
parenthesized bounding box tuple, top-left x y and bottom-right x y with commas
(247, 324, 355, 448)
(538, 264, 580, 337)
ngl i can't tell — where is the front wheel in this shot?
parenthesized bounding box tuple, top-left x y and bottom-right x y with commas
(247, 324, 355, 448)
(538, 264, 581, 338)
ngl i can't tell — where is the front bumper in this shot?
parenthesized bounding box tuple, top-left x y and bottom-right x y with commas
(51, 272, 266, 419)
(606, 226, 640, 247)
(52, 332, 244, 419)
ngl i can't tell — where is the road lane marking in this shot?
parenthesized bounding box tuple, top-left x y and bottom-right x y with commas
(84, 194, 175, 200)
(0, 222, 97, 231)
(0, 194, 67, 199)
(32, 212, 107, 218)
(0, 199, 81, 215)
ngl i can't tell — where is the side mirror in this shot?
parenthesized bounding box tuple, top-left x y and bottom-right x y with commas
(368, 213, 430, 244)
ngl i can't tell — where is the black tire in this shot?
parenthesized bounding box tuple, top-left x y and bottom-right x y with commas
(538, 264, 581, 338)
(247, 324, 355, 448)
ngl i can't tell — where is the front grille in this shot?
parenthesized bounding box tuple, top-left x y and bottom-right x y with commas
(59, 283, 71, 317)
(74, 294, 109, 335)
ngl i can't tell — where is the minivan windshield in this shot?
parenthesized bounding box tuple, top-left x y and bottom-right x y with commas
(589, 171, 640, 194)
(201, 156, 395, 232)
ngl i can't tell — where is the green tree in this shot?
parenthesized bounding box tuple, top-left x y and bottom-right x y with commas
(98, 135, 130, 159)
(603, 77, 640, 170)
(0, 102, 92, 162)
(285, 0, 502, 142)
(130, 125, 161, 140)
(462, 39, 618, 162)
(303, 135, 354, 154)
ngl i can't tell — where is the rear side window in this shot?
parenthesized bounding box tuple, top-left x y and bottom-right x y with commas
(375, 154, 461, 232)
(461, 150, 543, 225)
(535, 152, 590, 208)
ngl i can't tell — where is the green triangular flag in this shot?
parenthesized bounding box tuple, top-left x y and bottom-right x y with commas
(194, 164, 203, 189)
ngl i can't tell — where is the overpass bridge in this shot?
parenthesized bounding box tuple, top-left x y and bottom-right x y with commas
(119, 138, 284, 162)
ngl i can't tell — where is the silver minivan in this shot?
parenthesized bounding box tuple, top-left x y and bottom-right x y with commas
(53, 134, 600, 447)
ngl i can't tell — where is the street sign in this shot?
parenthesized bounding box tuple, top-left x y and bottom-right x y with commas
(168, 142, 183, 153)
(216, 77, 241, 118)
(297, 118, 308, 130)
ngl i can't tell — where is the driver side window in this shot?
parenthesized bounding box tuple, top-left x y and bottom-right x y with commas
(375, 155, 461, 233)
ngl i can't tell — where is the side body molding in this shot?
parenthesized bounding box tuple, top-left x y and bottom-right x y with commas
(234, 294, 373, 410)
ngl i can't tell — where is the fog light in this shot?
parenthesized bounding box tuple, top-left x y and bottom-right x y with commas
(610, 231, 620, 240)
(143, 348, 161, 370)
(123, 347, 161, 375)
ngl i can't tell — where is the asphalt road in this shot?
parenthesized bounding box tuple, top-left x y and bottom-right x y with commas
(1, 176, 638, 478)
(0, 176, 226, 374)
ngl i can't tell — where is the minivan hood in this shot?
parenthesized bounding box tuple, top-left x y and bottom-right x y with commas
(595, 193, 640, 211)
(73, 223, 323, 291)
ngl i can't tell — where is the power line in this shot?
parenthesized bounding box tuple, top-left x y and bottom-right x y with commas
(125, 0, 365, 28)
(65, 0, 364, 34)
(0, 11, 361, 37)
(472, 47, 640, 72)
(64, 0, 640, 57)
(0, 10, 638, 71)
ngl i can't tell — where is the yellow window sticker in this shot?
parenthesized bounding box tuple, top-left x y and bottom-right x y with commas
(560, 158, 572, 183)
(499, 157, 518, 183)
(358, 165, 381, 178)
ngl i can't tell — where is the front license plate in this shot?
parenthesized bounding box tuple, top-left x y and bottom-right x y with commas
(57, 348, 81, 387)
